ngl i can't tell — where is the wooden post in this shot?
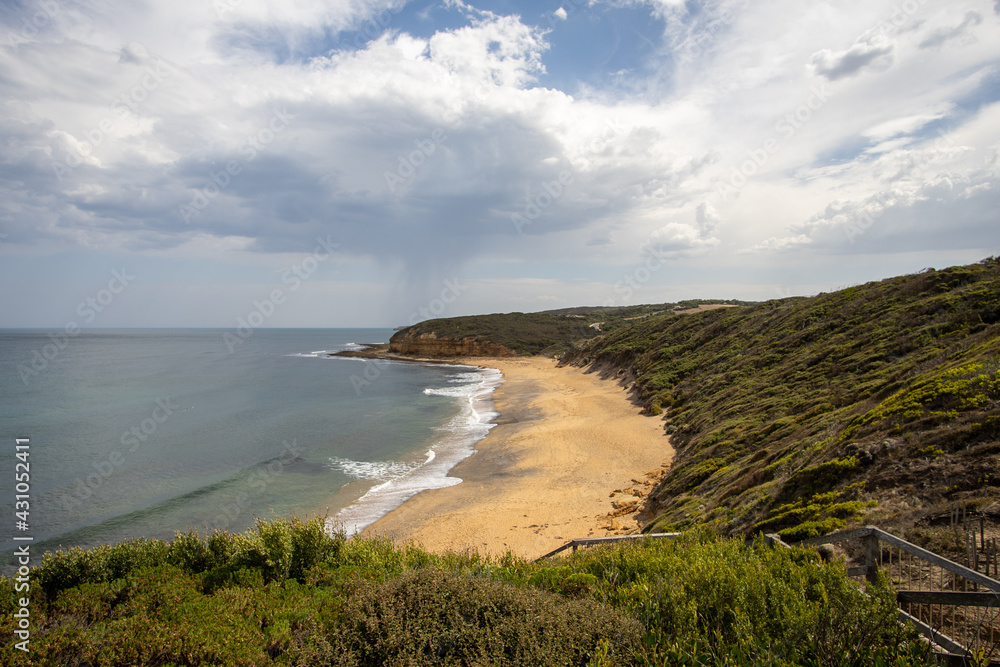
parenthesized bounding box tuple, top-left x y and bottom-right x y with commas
(864, 532, 879, 584)
(952, 506, 959, 549)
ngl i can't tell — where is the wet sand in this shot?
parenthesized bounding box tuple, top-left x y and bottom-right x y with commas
(361, 356, 674, 560)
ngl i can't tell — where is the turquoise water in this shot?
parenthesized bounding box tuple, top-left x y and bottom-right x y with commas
(0, 329, 499, 559)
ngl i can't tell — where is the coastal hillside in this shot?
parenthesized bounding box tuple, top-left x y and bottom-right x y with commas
(564, 258, 1000, 542)
(389, 300, 750, 357)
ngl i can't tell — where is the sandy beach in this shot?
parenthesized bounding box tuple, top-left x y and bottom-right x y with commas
(362, 356, 674, 560)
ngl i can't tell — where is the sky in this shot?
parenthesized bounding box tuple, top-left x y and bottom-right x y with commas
(0, 0, 998, 328)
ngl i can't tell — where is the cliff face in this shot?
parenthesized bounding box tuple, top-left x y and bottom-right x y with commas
(388, 331, 517, 357)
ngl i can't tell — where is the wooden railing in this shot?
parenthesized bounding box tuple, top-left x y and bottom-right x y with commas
(535, 532, 681, 561)
(787, 526, 1000, 664)
(537, 525, 1000, 663)
(541, 525, 999, 663)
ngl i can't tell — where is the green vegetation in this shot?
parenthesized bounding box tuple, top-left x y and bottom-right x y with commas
(394, 300, 751, 356)
(8, 263, 998, 662)
(565, 258, 1000, 538)
(1, 518, 931, 666)
(393, 311, 601, 356)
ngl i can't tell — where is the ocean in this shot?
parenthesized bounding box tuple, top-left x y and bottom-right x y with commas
(0, 329, 501, 560)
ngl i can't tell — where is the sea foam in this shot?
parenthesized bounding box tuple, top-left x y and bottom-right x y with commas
(329, 365, 503, 536)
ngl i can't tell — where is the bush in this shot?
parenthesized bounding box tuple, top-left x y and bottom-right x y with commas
(2, 522, 934, 667)
(34, 537, 170, 599)
(330, 568, 642, 666)
(565, 533, 929, 666)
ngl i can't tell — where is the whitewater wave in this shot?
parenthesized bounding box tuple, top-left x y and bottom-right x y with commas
(286, 342, 378, 358)
(329, 365, 503, 536)
(327, 452, 433, 482)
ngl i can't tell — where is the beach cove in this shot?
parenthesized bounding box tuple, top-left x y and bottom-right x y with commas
(361, 356, 675, 560)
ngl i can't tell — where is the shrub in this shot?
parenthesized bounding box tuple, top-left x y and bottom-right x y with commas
(34, 538, 169, 599)
(566, 533, 928, 666)
(289, 517, 343, 581)
(329, 568, 642, 666)
(4, 521, 934, 666)
(783, 457, 860, 499)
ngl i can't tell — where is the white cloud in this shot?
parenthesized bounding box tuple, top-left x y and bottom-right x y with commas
(2, 0, 1000, 323)
(740, 102, 1000, 255)
(862, 110, 950, 143)
(918, 11, 983, 50)
(642, 214, 721, 259)
(741, 235, 812, 254)
(809, 31, 895, 81)
(695, 201, 720, 235)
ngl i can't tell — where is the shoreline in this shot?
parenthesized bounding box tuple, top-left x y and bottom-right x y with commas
(327, 360, 503, 536)
(357, 355, 674, 560)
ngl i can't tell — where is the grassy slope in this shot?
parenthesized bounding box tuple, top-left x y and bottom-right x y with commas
(565, 259, 1000, 540)
(392, 312, 601, 356)
(393, 300, 751, 356)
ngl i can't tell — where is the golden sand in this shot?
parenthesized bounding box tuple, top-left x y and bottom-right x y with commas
(362, 356, 674, 560)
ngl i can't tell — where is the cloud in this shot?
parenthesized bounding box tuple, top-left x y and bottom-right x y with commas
(3, 0, 1000, 324)
(695, 201, 720, 235)
(642, 203, 722, 259)
(741, 235, 812, 254)
(644, 222, 719, 257)
(918, 11, 983, 50)
(862, 110, 950, 143)
(554, 7, 568, 21)
(809, 32, 894, 81)
(794, 171, 1000, 252)
(0, 1, 712, 302)
(751, 149, 1000, 254)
